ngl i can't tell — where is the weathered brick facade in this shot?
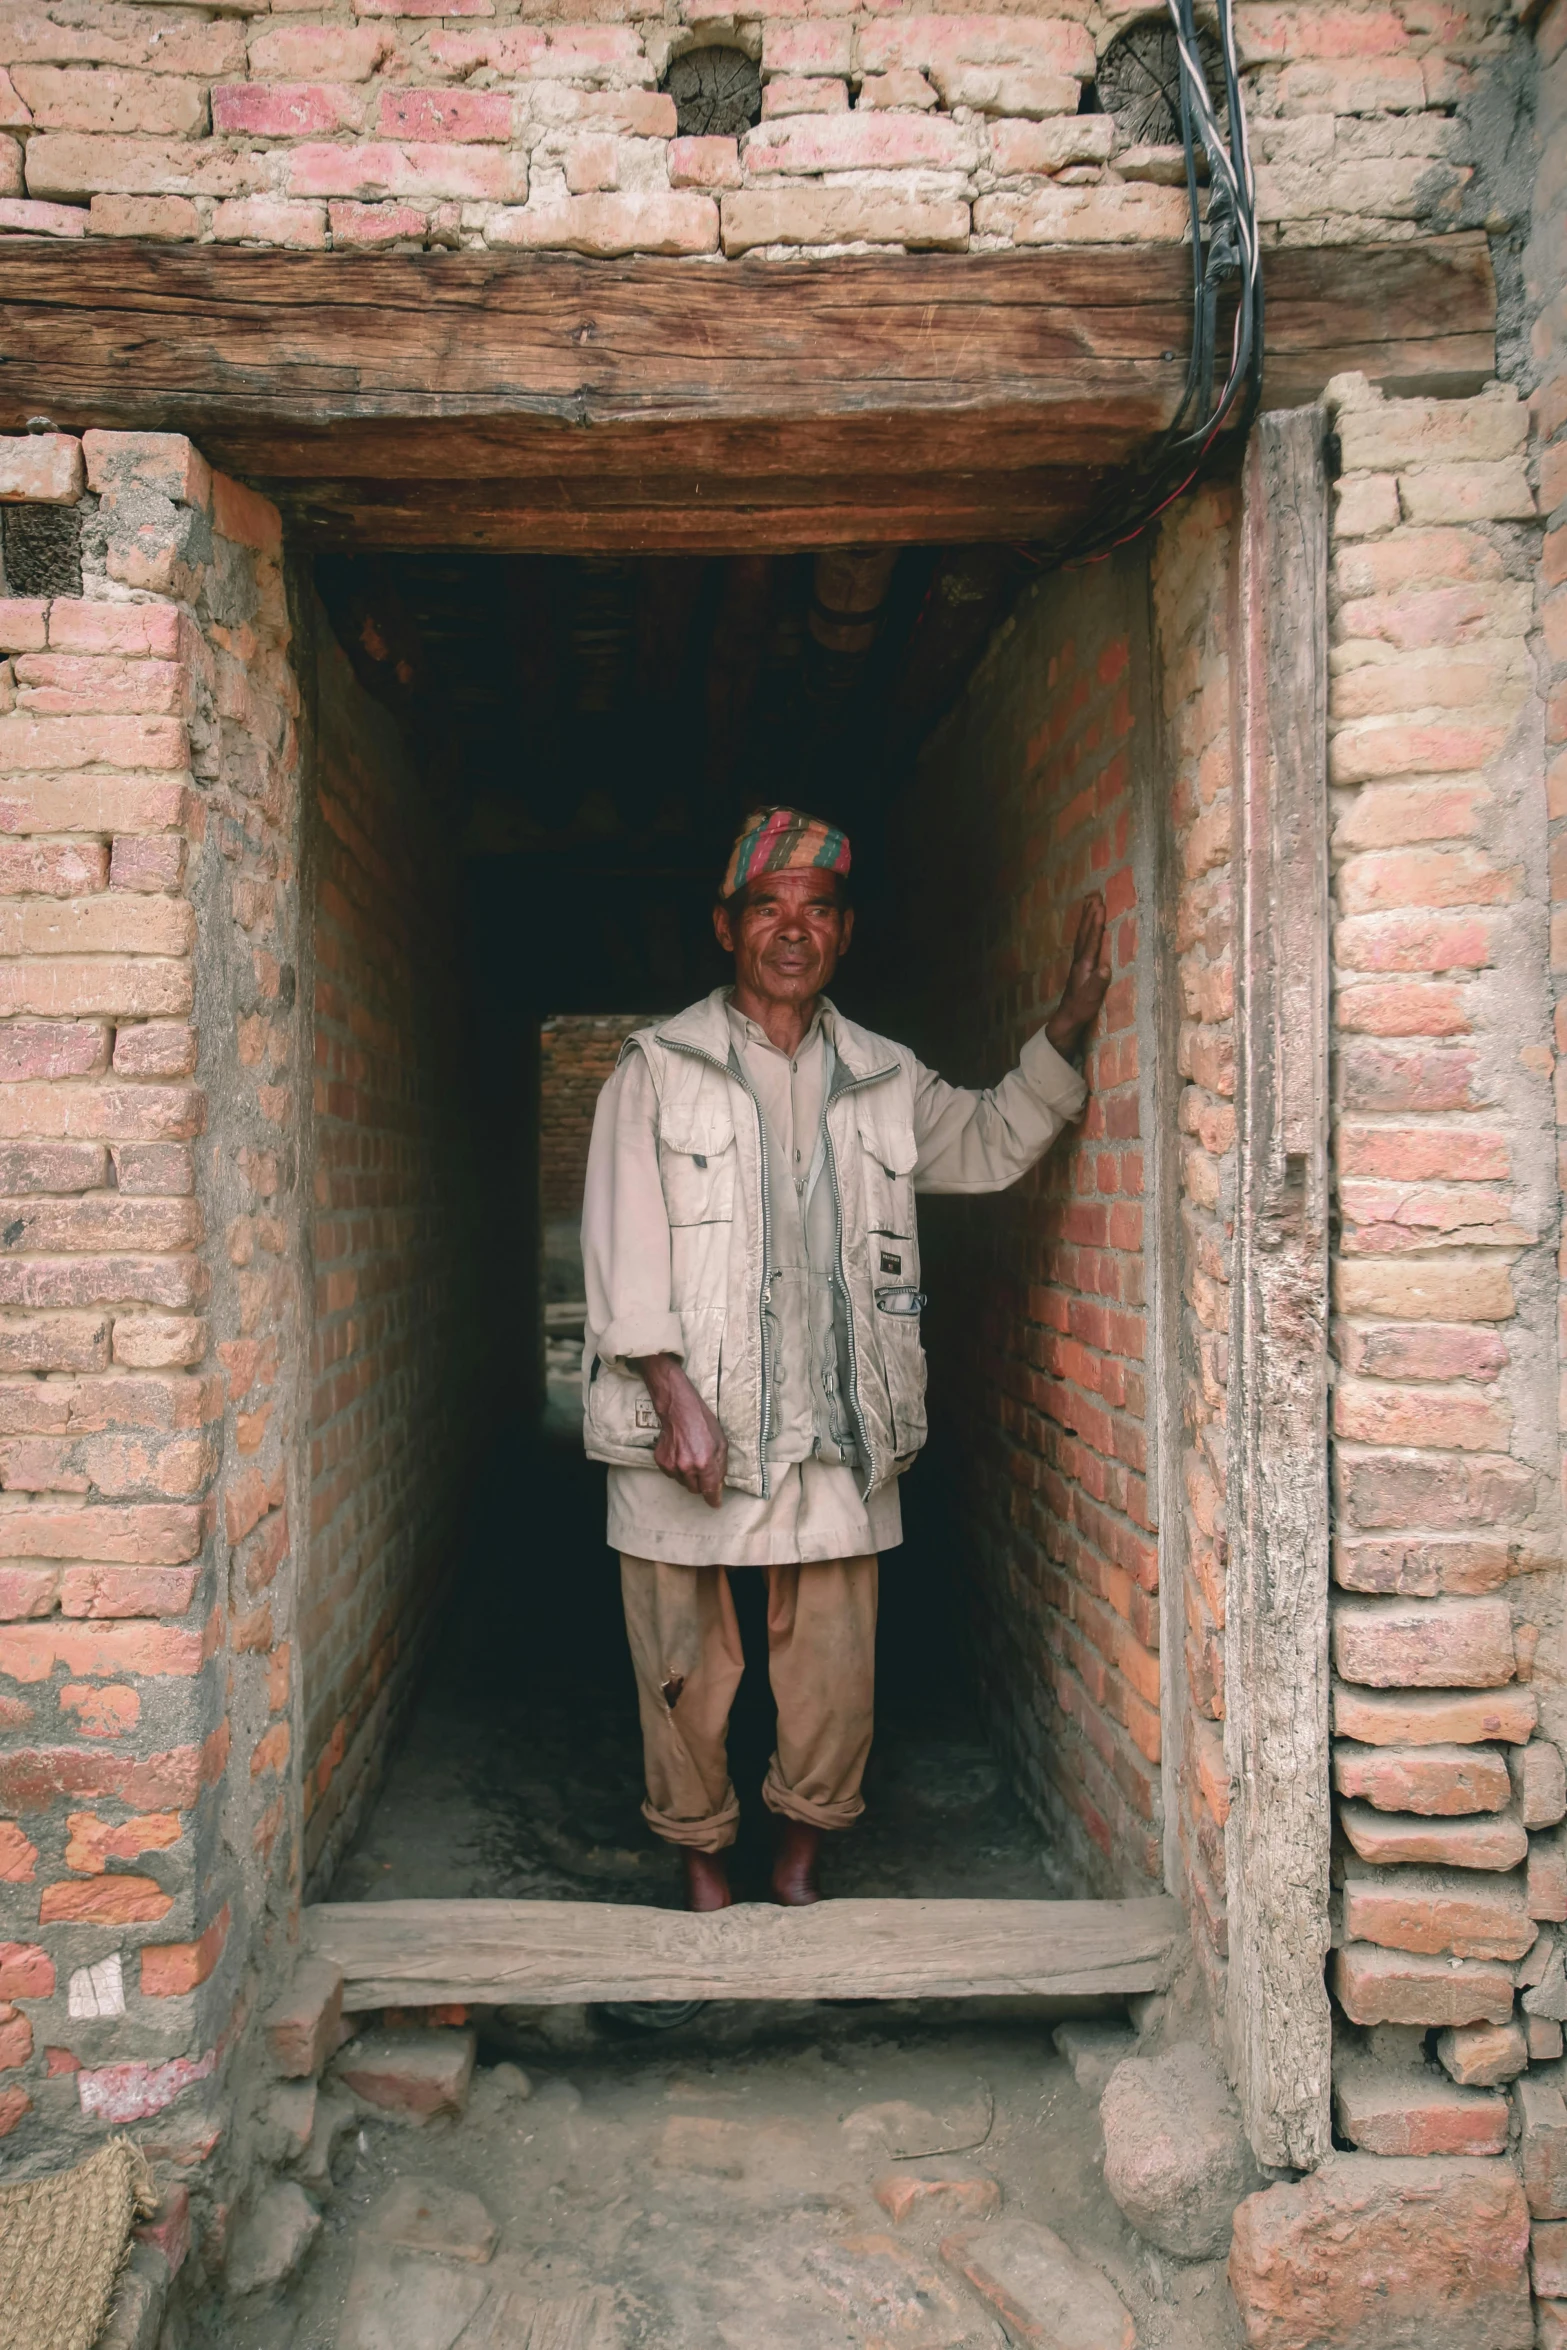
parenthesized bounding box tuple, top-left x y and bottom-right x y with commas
(0, 0, 1515, 263)
(0, 0, 1562, 2332)
(0, 437, 305, 2188)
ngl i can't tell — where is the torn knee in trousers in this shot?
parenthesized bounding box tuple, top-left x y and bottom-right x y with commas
(660, 1672, 685, 1709)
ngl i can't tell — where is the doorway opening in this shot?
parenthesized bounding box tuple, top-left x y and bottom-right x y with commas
(300, 538, 1166, 1932)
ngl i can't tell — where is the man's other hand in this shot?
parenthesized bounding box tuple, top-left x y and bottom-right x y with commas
(1044, 893, 1112, 1058)
(631, 1353, 729, 1509)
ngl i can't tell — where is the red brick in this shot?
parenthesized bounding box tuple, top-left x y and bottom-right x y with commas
(332, 2027, 476, 2120)
(0, 1942, 52, 1997)
(667, 135, 740, 191)
(1514, 1742, 1567, 1830)
(1332, 2063, 1508, 2157)
(64, 1810, 181, 1872)
(1339, 1800, 1527, 1870)
(1341, 1865, 1537, 1960)
(140, 1901, 228, 1996)
(263, 1956, 344, 2077)
(1333, 1739, 1512, 1815)
(0, 2003, 33, 2069)
(40, 1873, 172, 1924)
(1436, 2019, 1528, 2087)
(377, 88, 511, 141)
(1332, 1943, 1516, 2026)
(1530, 1829, 1567, 1923)
(0, 1821, 38, 1880)
(1332, 1596, 1516, 1689)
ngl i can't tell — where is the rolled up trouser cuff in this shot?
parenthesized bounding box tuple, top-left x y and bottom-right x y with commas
(761, 1755, 865, 1833)
(641, 1787, 741, 1853)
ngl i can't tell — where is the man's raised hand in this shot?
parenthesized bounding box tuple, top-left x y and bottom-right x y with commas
(1044, 892, 1112, 1059)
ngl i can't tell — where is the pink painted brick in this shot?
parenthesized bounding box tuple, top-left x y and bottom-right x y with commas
(212, 84, 366, 138)
(0, 197, 84, 236)
(857, 14, 1094, 78)
(211, 197, 327, 249)
(563, 134, 617, 195)
(211, 474, 280, 558)
(49, 605, 180, 657)
(856, 71, 939, 110)
(486, 193, 716, 257)
(425, 29, 544, 73)
(246, 27, 390, 80)
(763, 22, 852, 76)
(286, 141, 526, 203)
(668, 136, 740, 192)
(24, 135, 262, 201)
(743, 110, 975, 175)
(87, 195, 198, 240)
(0, 437, 82, 505)
(352, 0, 493, 15)
(0, 602, 48, 654)
(328, 200, 427, 248)
(376, 88, 512, 143)
(762, 76, 847, 117)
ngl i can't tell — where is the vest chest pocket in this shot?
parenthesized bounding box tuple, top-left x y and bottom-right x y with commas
(855, 1106, 919, 1284)
(658, 1103, 737, 1227)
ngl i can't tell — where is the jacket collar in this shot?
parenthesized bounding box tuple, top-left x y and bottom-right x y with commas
(655, 988, 897, 1087)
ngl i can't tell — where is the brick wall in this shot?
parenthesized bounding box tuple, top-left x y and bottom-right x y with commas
(894, 551, 1160, 1895)
(1150, 479, 1240, 2010)
(301, 610, 489, 1890)
(539, 1012, 645, 1223)
(0, 0, 1519, 260)
(0, 428, 306, 2219)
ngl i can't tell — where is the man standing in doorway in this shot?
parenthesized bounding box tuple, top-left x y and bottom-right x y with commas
(581, 807, 1111, 1911)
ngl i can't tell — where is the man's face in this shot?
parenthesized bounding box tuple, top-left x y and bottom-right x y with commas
(714, 869, 853, 1008)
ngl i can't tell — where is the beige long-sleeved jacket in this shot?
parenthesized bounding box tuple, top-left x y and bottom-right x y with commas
(581, 988, 1087, 1501)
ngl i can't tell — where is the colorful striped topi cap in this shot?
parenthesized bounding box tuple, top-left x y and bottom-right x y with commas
(721, 806, 851, 901)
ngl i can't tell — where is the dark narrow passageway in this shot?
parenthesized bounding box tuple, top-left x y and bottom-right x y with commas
(309, 535, 1156, 1917)
(329, 1415, 1072, 1910)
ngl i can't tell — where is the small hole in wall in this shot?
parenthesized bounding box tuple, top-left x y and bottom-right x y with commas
(1092, 15, 1227, 146)
(661, 44, 762, 138)
(1, 504, 82, 598)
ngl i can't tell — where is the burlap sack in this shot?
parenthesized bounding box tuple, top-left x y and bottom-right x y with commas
(0, 2136, 155, 2350)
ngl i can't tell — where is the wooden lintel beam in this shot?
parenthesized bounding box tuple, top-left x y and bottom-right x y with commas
(303, 1893, 1186, 2007)
(0, 235, 1493, 550)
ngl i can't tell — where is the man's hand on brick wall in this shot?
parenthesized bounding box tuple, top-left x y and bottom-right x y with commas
(1044, 892, 1111, 1058)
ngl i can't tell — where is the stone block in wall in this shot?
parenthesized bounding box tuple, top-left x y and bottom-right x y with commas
(1342, 1860, 1538, 1960)
(1331, 1595, 1517, 1689)
(1332, 1738, 1512, 1814)
(1517, 2077, 1567, 2220)
(1435, 2018, 1528, 2087)
(0, 437, 84, 505)
(1514, 1742, 1567, 1829)
(1227, 2155, 1531, 2350)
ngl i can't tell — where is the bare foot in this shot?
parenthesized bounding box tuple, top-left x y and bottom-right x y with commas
(771, 1820, 823, 1907)
(683, 1851, 732, 1912)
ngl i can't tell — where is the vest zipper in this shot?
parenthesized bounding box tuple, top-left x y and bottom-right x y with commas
(824, 1055, 900, 1489)
(657, 1037, 774, 1500)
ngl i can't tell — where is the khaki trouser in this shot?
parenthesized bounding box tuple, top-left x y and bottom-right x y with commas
(619, 1553, 878, 1853)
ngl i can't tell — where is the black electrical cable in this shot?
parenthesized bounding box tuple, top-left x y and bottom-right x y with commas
(1032, 0, 1265, 572)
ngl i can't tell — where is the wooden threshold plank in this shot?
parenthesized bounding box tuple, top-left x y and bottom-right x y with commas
(304, 1894, 1184, 2008)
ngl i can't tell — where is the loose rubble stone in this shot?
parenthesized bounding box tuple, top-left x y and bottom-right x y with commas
(842, 2095, 990, 2159)
(1052, 2018, 1136, 2097)
(294, 2082, 358, 2186)
(369, 2178, 497, 2263)
(1535, 2221, 1567, 2298)
(1436, 2018, 1528, 2086)
(262, 1956, 344, 2078)
(333, 2027, 476, 2123)
(225, 2181, 321, 2296)
(1332, 2054, 1508, 2155)
(1099, 2041, 1263, 2258)
(1516, 2076, 1567, 2218)
(873, 2162, 1001, 2225)
(1532, 2018, 1567, 2061)
(941, 2217, 1135, 2350)
(338, 2245, 490, 2350)
(806, 2231, 977, 2349)
(1227, 2153, 1531, 2350)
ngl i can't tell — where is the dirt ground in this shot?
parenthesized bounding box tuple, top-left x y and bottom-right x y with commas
(203, 2004, 1243, 2350)
(210, 1402, 1240, 2348)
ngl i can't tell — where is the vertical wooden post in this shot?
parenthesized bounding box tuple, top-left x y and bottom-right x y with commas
(1224, 407, 1333, 2171)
